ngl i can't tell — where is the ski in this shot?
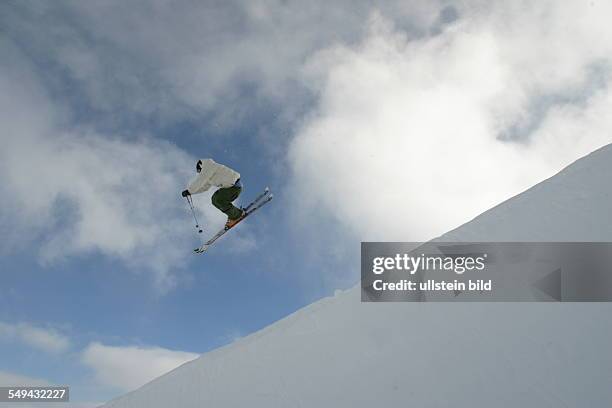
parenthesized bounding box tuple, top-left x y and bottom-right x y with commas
(194, 190, 273, 254)
(243, 186, 270, 212)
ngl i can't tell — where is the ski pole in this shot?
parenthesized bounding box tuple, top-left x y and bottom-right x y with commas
(186, 196, 203, 234)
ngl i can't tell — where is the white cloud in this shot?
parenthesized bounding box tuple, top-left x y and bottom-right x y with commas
(0, 322, 70, 354)
(0, 39, 225, 290)
(81, 342, 198, 392)
(0, 0, 445, 128)
(288, 4, 612, 243)
(0, 370, 50, 386)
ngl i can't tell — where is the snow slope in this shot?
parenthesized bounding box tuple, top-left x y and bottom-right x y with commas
(102, 144, 612, 408)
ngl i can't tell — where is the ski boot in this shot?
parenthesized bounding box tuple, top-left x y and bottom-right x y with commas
(225, 209, 246, 229)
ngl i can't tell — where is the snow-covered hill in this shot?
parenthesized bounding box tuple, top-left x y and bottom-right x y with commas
(102, 145, 612, 408)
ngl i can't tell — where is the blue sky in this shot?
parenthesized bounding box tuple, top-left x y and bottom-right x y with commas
(2, 1, 612, 405)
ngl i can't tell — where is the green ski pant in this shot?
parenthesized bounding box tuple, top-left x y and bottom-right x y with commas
(211, 184, 243, 220)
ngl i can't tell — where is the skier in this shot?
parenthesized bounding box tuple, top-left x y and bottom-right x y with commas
(181, 159, 245, 228)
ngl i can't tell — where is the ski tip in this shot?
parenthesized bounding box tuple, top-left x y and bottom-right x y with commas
(264, 186, 270, 192)
(194, 245, 209, 254)
(268, 193, 274, 199)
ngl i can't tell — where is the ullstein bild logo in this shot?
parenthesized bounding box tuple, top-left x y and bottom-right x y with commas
(361, 242, 612, 302)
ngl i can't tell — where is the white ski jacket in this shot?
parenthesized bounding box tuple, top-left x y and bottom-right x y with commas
(187, 159, 240, 194)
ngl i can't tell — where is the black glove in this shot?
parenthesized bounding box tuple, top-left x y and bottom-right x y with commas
(181, 189, 191, 198)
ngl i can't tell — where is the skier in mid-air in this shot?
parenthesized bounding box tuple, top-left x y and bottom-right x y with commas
(182, 158, 273, 254)
(181, 159, 244, 228)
